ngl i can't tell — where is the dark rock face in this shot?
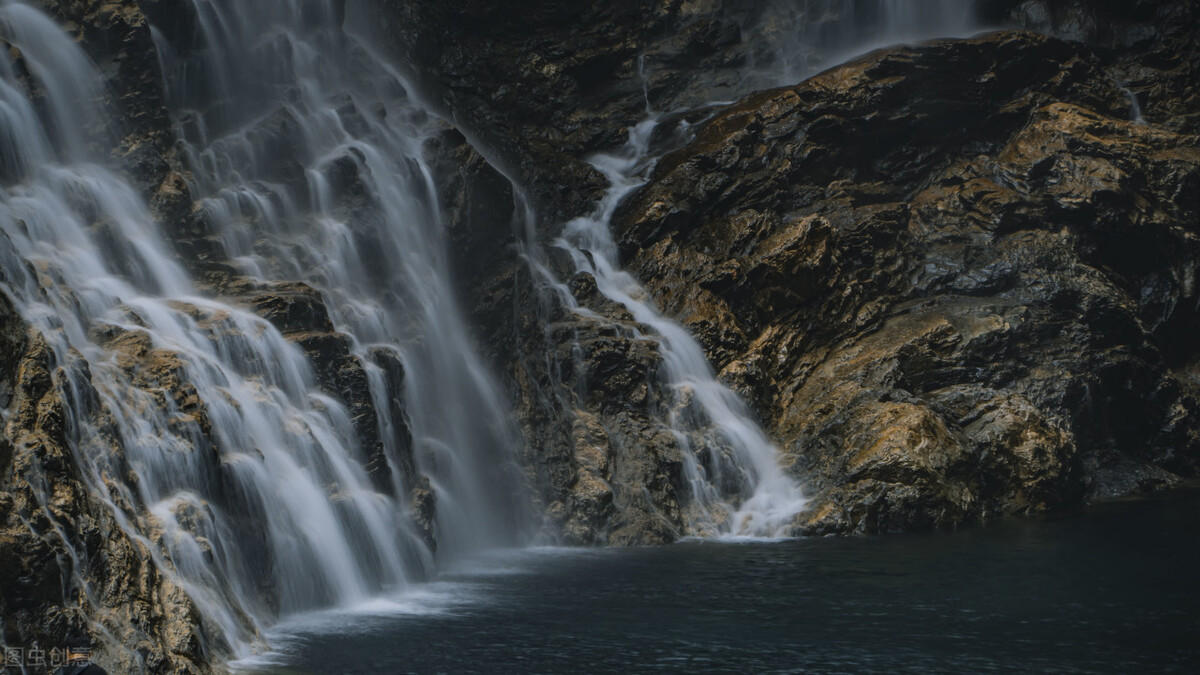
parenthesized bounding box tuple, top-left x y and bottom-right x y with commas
(381, 0, 1200, 542)
(613, 31, 1200, 533)
(381, 0, 921, 224)
(368, 0, 1200, 543)
(380, 0, 671, 223)
(35, 0, 189, 210)
(378, 0, 856, 546)
(996, 0, 1200, 135)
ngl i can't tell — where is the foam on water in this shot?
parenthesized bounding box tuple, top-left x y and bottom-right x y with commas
(226, 587, 477, 673)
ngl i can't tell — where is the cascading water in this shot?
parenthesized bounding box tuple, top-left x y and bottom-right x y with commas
(1, 0, 986, 666)
(555, 120, 808, 537)
(550, 0, 982, 537)
(1, 0, 526, 661)
(150, 0, 529, 561)
(744, 0, 977, 89)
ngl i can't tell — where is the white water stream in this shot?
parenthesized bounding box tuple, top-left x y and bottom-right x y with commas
(551, 1, 980, 537)
(555, 118, 809, 537)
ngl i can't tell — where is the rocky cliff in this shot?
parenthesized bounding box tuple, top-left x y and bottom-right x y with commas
(379, 0, 1200, 539)
(615, 30, 1200, 532)
(2, 0, 1199, 672)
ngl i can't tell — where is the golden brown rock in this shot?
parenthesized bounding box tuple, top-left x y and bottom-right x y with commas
(611, 31, 1200, 534)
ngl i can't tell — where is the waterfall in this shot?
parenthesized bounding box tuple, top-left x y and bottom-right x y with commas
(1121, 86, 1147, 124)
(551, 1, 982, 537)
(150, 0, 529, 561)
(1, 0, 527, 659)
(555, 119, 809, 537)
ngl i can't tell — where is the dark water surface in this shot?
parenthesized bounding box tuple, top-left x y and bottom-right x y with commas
(242, 492, 1200, 674)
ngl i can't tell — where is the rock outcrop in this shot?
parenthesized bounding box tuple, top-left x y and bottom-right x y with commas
(383, 0, 978, 545)
(1002, 0, 1200, 135)
(381, 0, 1200, 539)
(613, 30, 1200, 532)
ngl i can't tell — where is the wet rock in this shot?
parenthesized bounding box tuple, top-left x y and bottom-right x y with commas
(408, 473, 437, 552)
(224, 277, 408, 498)
(614, 30, 1200, 534)
(987, 0, 1200, 134)
(1, 295, 213, 674)
(382, 0, 896, 226)
(500, 292, 692, 545)
(428, 128, 517, 296)
(38, 0, 188, 198)
(392, 0, 818, 546)
(380, 0, 669, 223)
(392, 2, 1200, 542)
(1, 2, 224, 668)
(556, 412, 617, 544)
(238, 280, 338, 335)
